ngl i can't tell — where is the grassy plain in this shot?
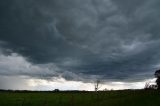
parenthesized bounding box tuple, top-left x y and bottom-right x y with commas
(0, 90, 160, 106)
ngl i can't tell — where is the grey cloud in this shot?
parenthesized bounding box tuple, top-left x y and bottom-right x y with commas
(0, 76, 33, 90)
(0, 0, 160, 82)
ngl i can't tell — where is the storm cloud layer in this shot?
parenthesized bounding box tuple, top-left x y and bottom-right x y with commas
(1, 0, 160, 83)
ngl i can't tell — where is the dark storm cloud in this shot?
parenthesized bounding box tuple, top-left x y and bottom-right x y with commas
(0, 0, 160, 82)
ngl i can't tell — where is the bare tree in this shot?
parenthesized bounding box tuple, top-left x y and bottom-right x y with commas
(94, 80, 101, 91)
(144, 81, 157, 90)
(144, 82, 150, 89)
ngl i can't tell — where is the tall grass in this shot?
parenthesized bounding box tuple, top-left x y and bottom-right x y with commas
(0, 90, 160, 106)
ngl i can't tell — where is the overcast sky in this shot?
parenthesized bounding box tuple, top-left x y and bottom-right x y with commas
(0, 0, 160, 90)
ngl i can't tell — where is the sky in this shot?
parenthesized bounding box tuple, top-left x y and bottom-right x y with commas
(0, 0, 160, 90)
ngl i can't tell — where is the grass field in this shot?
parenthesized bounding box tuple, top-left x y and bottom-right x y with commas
(0, 90, 160, 106)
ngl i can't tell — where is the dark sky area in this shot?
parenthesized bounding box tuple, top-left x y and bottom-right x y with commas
(0, 0, 160, 90)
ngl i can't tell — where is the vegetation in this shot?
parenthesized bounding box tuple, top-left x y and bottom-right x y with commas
(94, 80, 101, 91)
(0, 90, 160, 106)
(155, 70, 160, 89)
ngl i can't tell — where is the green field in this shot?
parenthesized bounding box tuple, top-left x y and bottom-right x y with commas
(0, 90, 160, 106)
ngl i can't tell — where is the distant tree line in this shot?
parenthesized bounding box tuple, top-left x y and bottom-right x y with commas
(145, 69, 160, 90)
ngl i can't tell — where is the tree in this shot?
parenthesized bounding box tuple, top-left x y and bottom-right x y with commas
(144, 82, 150, 90)
(94, 80, 101, 91)
(155, 70, 160, 89)
(144, 82, 157, 90)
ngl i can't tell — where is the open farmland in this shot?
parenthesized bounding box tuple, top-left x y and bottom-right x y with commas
(0, 90, 160, 106)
